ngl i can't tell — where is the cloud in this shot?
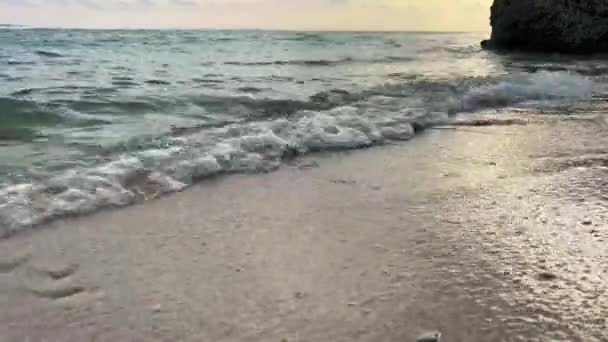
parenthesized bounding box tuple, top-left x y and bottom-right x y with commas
(0, 0, 492, 30)
(129, 0, 156, 10)
(0, 0, 36, 7)
(0, 0, 163, 10)
(80, 0, 103, 10)
(0, 0, 205, 11)
(171, 0, 198, 8)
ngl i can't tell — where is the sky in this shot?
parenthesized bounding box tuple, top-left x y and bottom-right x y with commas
(0, 0, 492, 31)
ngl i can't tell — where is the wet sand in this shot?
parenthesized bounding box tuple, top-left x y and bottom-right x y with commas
(0, 114, 607, 342)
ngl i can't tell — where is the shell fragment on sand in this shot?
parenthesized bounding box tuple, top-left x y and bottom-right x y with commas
(416, 330, 442, 342)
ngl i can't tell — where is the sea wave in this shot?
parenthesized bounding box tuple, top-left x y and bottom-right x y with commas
(455, 71, 593, 112)
(0, 106, 445, 236)
(0, 71, 593, 236)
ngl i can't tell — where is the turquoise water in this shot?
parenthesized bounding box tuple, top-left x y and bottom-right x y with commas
(0, 29, 603, 234)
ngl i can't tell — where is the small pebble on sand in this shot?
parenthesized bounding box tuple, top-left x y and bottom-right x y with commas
(417, 331, 441, 342)
(537, 272, 557, 281)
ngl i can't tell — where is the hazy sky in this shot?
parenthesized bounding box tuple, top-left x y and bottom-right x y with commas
(1, 0, 492, 31)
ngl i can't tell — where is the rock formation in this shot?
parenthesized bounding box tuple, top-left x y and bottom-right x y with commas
(482, 0, 608, 53)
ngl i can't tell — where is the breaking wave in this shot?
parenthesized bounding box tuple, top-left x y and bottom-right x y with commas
(0, 71, 593, 236)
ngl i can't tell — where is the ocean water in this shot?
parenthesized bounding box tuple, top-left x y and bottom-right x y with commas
(0, 28, 605, 235)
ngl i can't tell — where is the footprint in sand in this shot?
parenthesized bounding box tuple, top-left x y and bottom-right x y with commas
(0, 252, 30, 273)
(25, 280, 86, 300)
(20, 260, 87, 300)
(1, 253, 90, 301)
(29, 262, 79, 280)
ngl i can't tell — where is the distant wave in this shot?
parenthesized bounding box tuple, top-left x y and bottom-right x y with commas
(385, 39, 402, 47)
(98, 38, 123, 43)
(456, 71, 592, 112)
(237, 87, 264, 93)
(7, 60, 36, 66)
(382, 56, 416, 63)
(112, 80, 140, 87)
(224, 56, 414, 67)
(192, 78, 224, 84)
(144, 79, 171, 85)
(0, 97, 113, 131)
(223, 59, 348, 67)
(509, 62, 608, 76)
(212, 37, 236, 42)
(35, 50, 64, 58)
(10, 88, 36, 96)
(11, 86, 116, 97)
(277, 33, 331, 43)
(0, 97, 66, 127)
(57, 98, 162, 114)
(418, 45, 480, 55)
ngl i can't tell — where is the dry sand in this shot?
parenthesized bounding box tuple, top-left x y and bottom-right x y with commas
(0, 115, 607, 342)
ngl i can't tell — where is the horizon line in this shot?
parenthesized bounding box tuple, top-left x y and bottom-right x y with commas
(0, 24, 489, 34)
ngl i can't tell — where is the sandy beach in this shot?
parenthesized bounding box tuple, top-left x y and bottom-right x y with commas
(1, 114, 607, 342)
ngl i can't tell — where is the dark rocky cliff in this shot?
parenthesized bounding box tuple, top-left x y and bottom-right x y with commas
(482, 0, 608, 53)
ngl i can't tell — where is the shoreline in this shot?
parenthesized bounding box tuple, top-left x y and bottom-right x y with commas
(1, 116, 607, 341)
(0, 115, 536, 239)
